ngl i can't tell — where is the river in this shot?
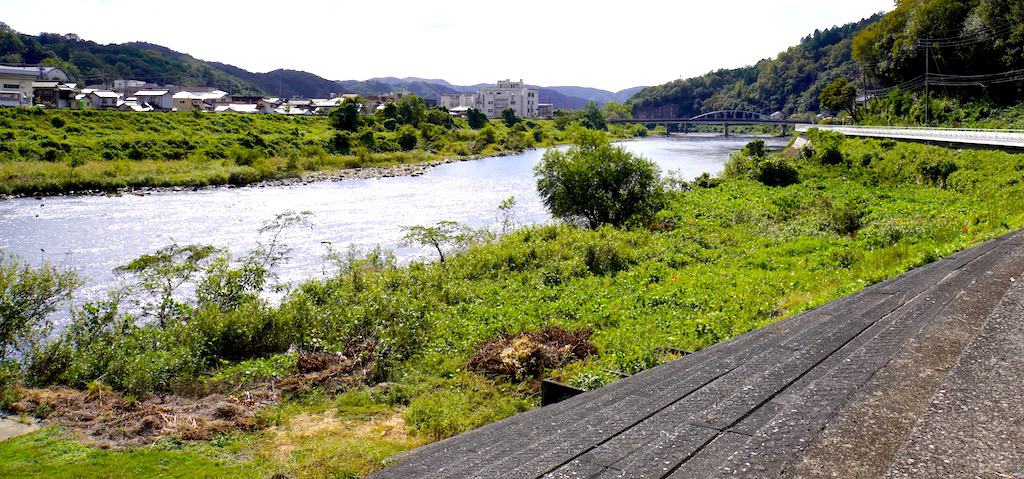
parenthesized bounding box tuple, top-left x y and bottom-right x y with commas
(0, 135, 785, 308)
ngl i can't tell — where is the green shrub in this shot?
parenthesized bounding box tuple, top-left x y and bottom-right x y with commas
(754, 158, 799, 187)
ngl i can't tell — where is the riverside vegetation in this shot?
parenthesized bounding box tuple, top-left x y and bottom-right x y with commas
(0, 98, 649, 196)
(4, 128, 1024, 478)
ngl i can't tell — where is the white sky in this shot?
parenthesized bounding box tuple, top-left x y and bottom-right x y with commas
(4, 0, 894, 92)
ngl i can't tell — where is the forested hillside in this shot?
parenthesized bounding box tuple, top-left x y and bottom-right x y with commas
(629, 15, 882, 118)
(0, 24, 265, 94)
(854, 0, 1024, 105)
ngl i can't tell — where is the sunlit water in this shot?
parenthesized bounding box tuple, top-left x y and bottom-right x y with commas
(0, 135, 785, 315)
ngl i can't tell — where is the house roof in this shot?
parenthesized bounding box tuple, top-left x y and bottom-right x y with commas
(200, 90, 229, 100)
(91, 91, 121, 98)
(134, 90, 170, 96)
(215, 104, 259, 113)
(32, 81, 59, 88)
(173, 91, 204, 100)
(0, 65, 43, 78)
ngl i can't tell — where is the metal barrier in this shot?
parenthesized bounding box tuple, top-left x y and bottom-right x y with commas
(795, 125, 1024, 148)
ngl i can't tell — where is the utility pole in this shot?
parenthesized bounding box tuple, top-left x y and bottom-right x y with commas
(924, 43, 931, 125)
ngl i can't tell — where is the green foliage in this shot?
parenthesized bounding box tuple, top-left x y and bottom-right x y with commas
(819, 77, 857, 114)
(535, 130, 663, 228)
(853, 0, 1024, 105)
(115, 244, 220, 327)
(396, 125, 418, 151)
(0, 108, 603, 196)
(500, 108, 522, 127)
(577, 101, 607, 130)
(0, 254, 81, 361)
(723, 150, 799, 187)
(631, 15, 882, 117)
(403, 371, 531, 440)
(401, 221, 479, 264)
(329, 99, 362, 131)
(466, 108, 488, 129)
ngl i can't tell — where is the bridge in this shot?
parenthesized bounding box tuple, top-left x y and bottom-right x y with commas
(610, 110, 813, 136)
(371, 231, 1024, 478)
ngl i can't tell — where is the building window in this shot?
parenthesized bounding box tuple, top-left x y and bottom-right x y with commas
(3, 84, 19, 89)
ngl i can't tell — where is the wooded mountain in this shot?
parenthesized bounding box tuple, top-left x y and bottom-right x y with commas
(629, 14, 884, 118)
(853, 0, 1024, 105)
(0, 22, 635, 107)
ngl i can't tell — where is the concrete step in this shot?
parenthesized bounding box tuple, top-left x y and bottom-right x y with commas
(885, 271, 1024, 478)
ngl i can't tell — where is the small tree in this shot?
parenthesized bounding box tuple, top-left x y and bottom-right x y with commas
(466, 108, 488, 129)
(396, 125, 418, 150)
(578, 101, 607, 130)
(0, 254, 81, 361)
(329, 99, 362, 131)
(115, 244, 219, 327)
(602, 101, 632, 121)
(819, 78, 858, 118)
(501, 108, 522, 127)
(535, 130, 662, 228)
(401, 221, 477, 263)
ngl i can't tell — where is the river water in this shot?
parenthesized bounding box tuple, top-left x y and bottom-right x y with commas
(0, 135, 785, 306)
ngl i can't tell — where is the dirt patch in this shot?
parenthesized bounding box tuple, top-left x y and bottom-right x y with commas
(8, 386, 276, 448)
(469, 326, 597, 380)
(7, 347, 376, 448)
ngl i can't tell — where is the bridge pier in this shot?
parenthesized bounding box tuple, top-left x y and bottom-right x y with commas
(779, 124, 788, 137)
(682, 123, 688, 134)
(723, 124, 729, 137)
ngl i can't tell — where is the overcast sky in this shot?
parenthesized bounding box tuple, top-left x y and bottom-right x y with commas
(4, 0, 894, 92)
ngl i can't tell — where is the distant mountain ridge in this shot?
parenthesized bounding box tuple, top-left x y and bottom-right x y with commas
(0, 22, 640, 108)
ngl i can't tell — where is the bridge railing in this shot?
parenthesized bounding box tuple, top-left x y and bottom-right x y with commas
(796, 125, 1024, 147)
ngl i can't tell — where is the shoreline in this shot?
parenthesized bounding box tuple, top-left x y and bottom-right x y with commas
(0, 135, 685, 201)
(0, 151, 522, 201)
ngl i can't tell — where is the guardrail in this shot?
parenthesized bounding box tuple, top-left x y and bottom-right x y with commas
(795, 124, 1024, 148)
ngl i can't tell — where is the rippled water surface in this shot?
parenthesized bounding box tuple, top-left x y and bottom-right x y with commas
(0, 135, 785, 306)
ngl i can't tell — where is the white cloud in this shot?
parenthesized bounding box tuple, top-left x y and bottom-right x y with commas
(4, 0, 894, 91)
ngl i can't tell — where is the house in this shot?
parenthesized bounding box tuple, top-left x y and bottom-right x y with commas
(441, 79, 539, 118)
(81, 90, 121, 109)
(133, 90, 174, 110)
(313, 98, 343, 115)
(36, 67, 69, 82)
(214, 103, 260, 114)
(274, 105, 311, 116)
(537, 103, 554, 120)
(118, 99, 154, 112)
(448, 106, 471, 118)
(32, 81, 79, 109)
(200, 90, 230, 105)
(0, 65, 40, 107)
(172, 91, 207, 111)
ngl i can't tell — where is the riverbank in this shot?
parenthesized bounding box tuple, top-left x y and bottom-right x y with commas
(3, 133, 1024, 478)
(1, 152, 487, 200)
(0, 108, 646, 198)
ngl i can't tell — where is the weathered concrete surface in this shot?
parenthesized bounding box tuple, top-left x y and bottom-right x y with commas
(370, 231, 1024, 479)
(788, 239, 1024, 478)
(886, 272, 1024, 478)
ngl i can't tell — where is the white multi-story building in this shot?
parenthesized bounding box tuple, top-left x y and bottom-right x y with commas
(441, 79, 539, 118)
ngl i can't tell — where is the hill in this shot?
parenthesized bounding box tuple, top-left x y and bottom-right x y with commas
(629, 14, 883, 118)
(0, 22, 641, 107)
(853, 0, 1024, 106)
(0, 24, 265, 94)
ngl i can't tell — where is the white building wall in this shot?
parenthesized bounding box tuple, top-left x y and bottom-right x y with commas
(476, 79, 538, 118)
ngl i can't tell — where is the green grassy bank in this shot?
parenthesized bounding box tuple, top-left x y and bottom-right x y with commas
(3, 130, 1024, 477)
(0, 107, 649, 196)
